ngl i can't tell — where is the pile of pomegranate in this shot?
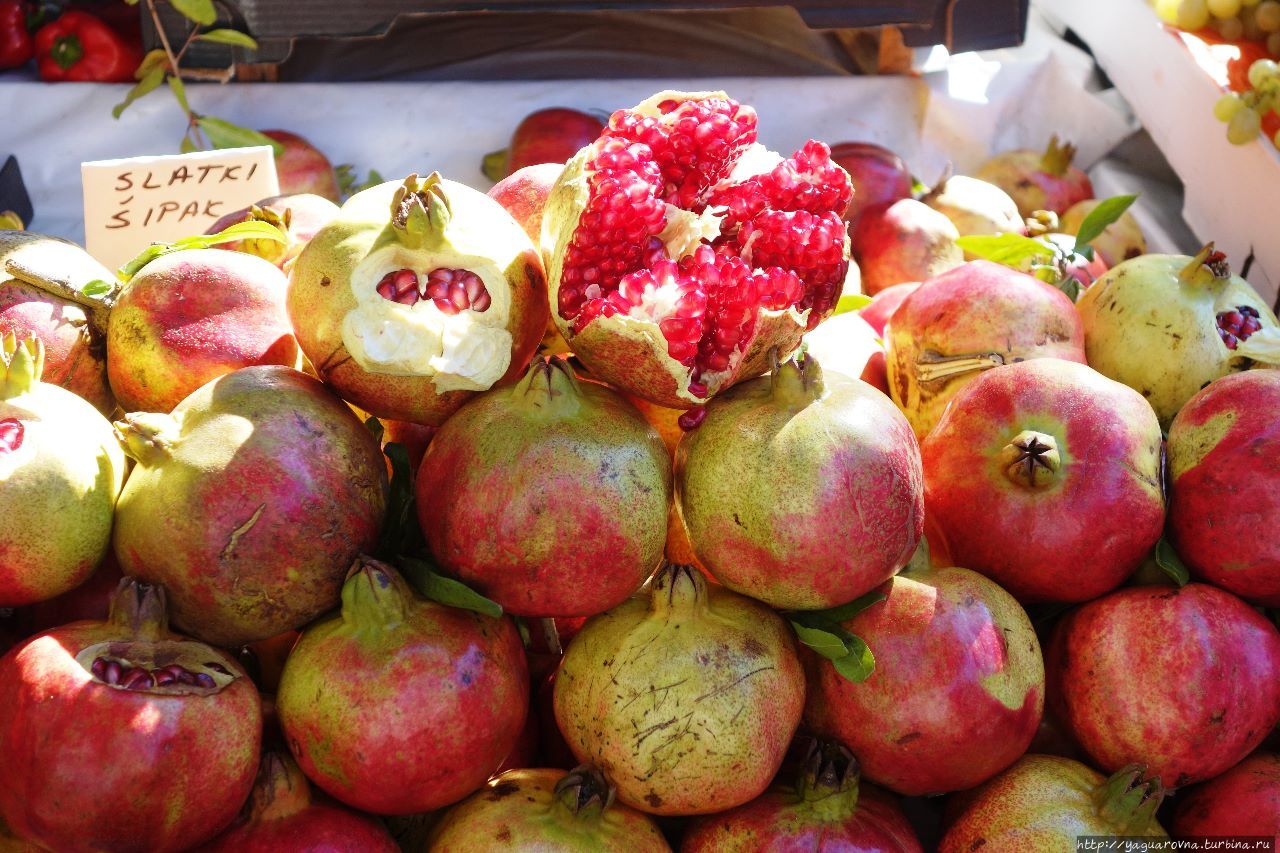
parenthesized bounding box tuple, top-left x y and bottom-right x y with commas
(2, 92, 1279, 851)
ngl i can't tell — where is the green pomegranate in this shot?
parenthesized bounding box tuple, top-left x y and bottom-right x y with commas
(554, 563, 805, 816)
(427, 766, 671, 852)
(675, 353, 922, 610)
(1076, 245, 1280, 427)
(0, 336, 124, 606)
(288, 172, 548, 426)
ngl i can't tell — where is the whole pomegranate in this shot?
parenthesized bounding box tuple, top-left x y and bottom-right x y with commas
(922, 359, 1164, 603)
(1170, 751, 1280, 840)
(923, 174, 1024, 238)
(0, 580, 262, 852)
(1077, 246, 1280, 428)
(800, 311, 890, 393)
(851, 198, 963, 295)
(428, 765, 670, 851)
(202, 751, 397, 852)
(0, 231, 114, 411)
(805, 562, 1043, 795)
(542, 90, 854, 408)
(112, 365, 387, 647)
(1060, 198, 1146, 267)
(858, 281, 919, 337)
(418, 355, 671, 617)
(886, 260, 1086, 440)
(1049, 583, 1280, 787)
(488, 162, 564, 245)
(675, 354, 922, 610)
(974, 135, 1094, 216)
(106, 248, 299, 413)
(262, 129, 340, 202)
(555, 563, 805, 815)
(0, 336, 124, 607)
(486, 107, 607, 180)
(1167, 371, 1280, 605)
(830, 141, 913, 227)
(940, 756, 1167, 849)
(206, 193, 340, 271)
(288, 172, 548, 425)
(277, 559, 529, 815)
(683, 739, 922, 852)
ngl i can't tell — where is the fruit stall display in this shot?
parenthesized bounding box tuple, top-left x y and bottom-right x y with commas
(1, 80, 1279, 850)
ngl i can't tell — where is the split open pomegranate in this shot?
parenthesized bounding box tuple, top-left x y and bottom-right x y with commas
(543, 91, 855, 407)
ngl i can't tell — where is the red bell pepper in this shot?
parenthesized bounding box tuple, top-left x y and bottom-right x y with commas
(0, 1, 32, 70)
(34, 10, 140, 82)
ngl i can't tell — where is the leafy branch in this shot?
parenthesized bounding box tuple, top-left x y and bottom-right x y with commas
(115, 0, 281, 155)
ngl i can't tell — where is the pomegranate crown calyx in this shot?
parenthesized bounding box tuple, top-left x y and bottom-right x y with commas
(341, 557, 412, 633)
(514, 356, 583, 417)
(391, 172, 452, 250)
(553, 765, 618, 820)
(795, 738, 861, 811)
(113, 411, 180, 467)
(106, 578, 171, 641)
(1179, 243, 1231, 286)
(249, 752, 314, 822)
(1093, 764, 1165, 834)
(1000, 430, 1061, 489)
(771, 349, 825, 406)
(649, 562, 709, 617)
(0, 334, 44, 398)
(1039, 134, 1078, 178)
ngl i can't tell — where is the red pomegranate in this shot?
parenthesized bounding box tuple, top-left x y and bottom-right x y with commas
(805, 562, 1043, 795)
(886, 260, 1087, 440)
(262, 129, 340, 202)
(1049, 584, 1280, 787)
(850, 198, 963, 296)
(0, 580, 262, 852)
(1170, 751, 1280, 840)
(1167, 371, 1280, 606)
(417, 356, 671, 618)
(277, 559, 530, 815)
(206, 193, 339, 271)
(202, 751, 398, 852)
(488, 162, 564, 245)
(683, 739, 922, 851)
(830, 141, 913, 227)
(488, 107, 607, 180)
(106, 248, 299, 414)
(675, 354, 922, 610)
(0, 231, 115, 412)
(858, 281, 919, 337)
(974, 135, 1094, 217)
(922, 359, 1165, 603)
(940, 756, 1167, 848)
(542, 90, 854, 409)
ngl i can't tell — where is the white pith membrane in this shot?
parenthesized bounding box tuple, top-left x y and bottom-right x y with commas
(74, 640, 236, 694)
(341, 244, 514, 393)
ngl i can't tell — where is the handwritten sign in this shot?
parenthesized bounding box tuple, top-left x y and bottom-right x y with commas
(81, 147, 279, 272)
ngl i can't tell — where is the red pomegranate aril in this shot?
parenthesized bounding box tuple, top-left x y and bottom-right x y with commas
(120, 668, 154, 690)
(678, 406, 707, 430)
(0, 418, 21, 454)
(375, 269, 420, 306)
(91, 657, 107, 679)
(153, 669, 177, 686)
(103, 658, 122, 685)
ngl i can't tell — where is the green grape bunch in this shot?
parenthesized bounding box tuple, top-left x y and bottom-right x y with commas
(1214, 58, 1280, 146)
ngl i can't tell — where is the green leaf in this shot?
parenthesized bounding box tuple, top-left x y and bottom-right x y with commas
(112, 65, 165, 119)
(197, 116, 285, 156)
(375, 441, 425, 560)
(831, 635, 876, 683)
(167, 75, 190, 113)
(808, 590, 887, 624)
(179, 135, 198, 154)
(910, 176, 927, 196)
(170, 0, 217, 26)
(134, 49, 169, 80)
(82, 279, 116, 298)
(1056, 275, 1082, 303)
(1154, 537, 1190, 587)
(832, 292, 874, 316)
(399, 557, 503, 618)
(197, 28, 259, 49)
(481, 149, 508, 183)
(956, 233, 1057, 268)
(1073, 194, 1138, 250)
(119, 220, 287, 280)
(791, 621, 852, 660)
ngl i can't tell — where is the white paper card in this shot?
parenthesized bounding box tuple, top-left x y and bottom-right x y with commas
(81, 147, 279, 272)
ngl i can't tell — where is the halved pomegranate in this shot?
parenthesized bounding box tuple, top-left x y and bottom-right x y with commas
(543, 91, 855, 408)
